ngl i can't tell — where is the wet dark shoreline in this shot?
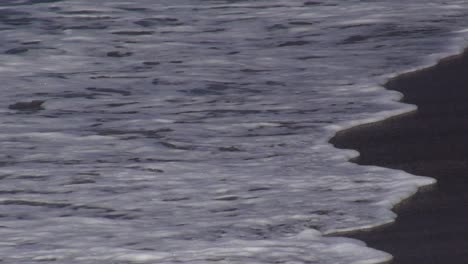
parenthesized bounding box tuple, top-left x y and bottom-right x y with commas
(330, 49, 468, 264)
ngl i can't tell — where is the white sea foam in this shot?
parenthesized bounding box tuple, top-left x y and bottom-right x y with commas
(0, 0, 467, 263)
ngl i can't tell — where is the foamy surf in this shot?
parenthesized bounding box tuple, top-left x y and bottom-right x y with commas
(0, 0, 467, 263)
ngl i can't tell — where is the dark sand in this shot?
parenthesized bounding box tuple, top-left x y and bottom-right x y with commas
(330, 49, 468, 264)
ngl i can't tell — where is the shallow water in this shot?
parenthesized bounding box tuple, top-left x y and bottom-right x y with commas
(1, 1, 468, 263)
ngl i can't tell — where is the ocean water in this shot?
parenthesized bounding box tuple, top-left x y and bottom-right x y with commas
(1, 0, 468, 263)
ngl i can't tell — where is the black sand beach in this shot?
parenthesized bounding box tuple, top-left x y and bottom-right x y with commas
(330, 49, 468, 264)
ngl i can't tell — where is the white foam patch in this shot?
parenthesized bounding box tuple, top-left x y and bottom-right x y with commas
(86, 230, 392, 264)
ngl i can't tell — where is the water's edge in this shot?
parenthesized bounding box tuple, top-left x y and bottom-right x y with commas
(328, 46, 468, 263)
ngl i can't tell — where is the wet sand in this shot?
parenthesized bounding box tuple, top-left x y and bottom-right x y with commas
(330, 49, 468, 264)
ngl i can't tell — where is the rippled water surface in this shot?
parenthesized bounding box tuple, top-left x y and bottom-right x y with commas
(2, 0, 468, 263)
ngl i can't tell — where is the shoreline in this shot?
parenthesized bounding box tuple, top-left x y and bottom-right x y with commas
(330, 47, 468, 263)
